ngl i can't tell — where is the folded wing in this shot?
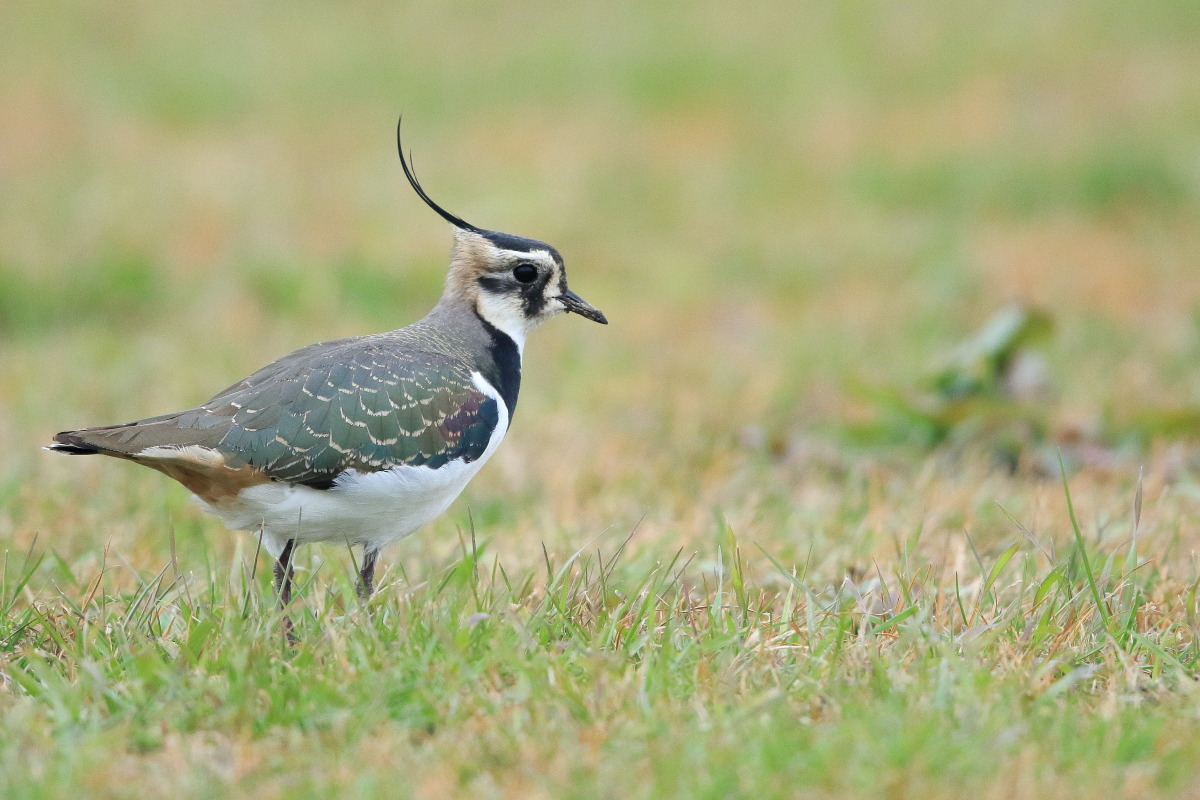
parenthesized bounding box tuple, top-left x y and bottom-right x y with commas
(50, 338, 500, 491)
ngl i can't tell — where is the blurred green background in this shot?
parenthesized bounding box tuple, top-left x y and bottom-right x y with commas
(4, 0, 1200, 573)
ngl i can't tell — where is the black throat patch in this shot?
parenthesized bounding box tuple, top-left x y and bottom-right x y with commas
(476, 315, 522, 418)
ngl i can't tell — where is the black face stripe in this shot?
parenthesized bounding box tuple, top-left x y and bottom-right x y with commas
(476, 275, 508, 294)
(522, 284, 549, 318)
(477, 268, 554, 319)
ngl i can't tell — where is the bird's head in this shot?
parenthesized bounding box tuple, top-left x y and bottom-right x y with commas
(397, 120, 607, 349)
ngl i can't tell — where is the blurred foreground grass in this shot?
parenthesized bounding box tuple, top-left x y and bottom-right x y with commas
(4, 1, 1200, 797)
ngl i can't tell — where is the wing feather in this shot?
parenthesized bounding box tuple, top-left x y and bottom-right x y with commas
(52, 337, 501, 489)
(209, 342, 498, 485)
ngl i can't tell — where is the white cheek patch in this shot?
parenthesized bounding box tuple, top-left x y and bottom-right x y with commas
(473, 250, 567, 348)
(475, 290, 530, 353)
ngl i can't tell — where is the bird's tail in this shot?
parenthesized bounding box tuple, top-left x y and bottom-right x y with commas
(46, 429, 103, 455)
(45, 412, 195, 458)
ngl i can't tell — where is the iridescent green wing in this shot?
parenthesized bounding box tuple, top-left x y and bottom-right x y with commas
(208, 340, 499, 487)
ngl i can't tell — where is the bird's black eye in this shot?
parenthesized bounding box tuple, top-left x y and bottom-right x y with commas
(512, 264, 539, 283)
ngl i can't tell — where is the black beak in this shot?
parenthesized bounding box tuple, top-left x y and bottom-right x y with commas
(559, 290, 608, 324)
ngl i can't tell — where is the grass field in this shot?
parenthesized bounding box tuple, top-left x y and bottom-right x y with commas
(4, 1, 1200, 797)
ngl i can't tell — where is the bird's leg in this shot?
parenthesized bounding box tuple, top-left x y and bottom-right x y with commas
(273, 539, 296, 604)
(274, 539, 297, 643)
(358, 548, 378, 601)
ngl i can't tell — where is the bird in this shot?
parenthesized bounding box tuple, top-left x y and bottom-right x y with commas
(47, 119, 607, 623)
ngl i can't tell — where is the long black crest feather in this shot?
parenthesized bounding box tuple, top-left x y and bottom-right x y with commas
(396, 116, 481, 233)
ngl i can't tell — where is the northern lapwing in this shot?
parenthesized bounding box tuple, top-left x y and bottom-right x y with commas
(48, 120, 607, 623)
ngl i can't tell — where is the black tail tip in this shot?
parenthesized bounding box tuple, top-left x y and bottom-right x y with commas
(46, 431, 100, 455)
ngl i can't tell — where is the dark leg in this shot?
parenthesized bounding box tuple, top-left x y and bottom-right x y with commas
(274, 539, 296, 643)
(358, 548, 379, 601)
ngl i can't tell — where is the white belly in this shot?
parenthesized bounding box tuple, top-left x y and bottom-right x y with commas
(198, 372, 509, 559)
